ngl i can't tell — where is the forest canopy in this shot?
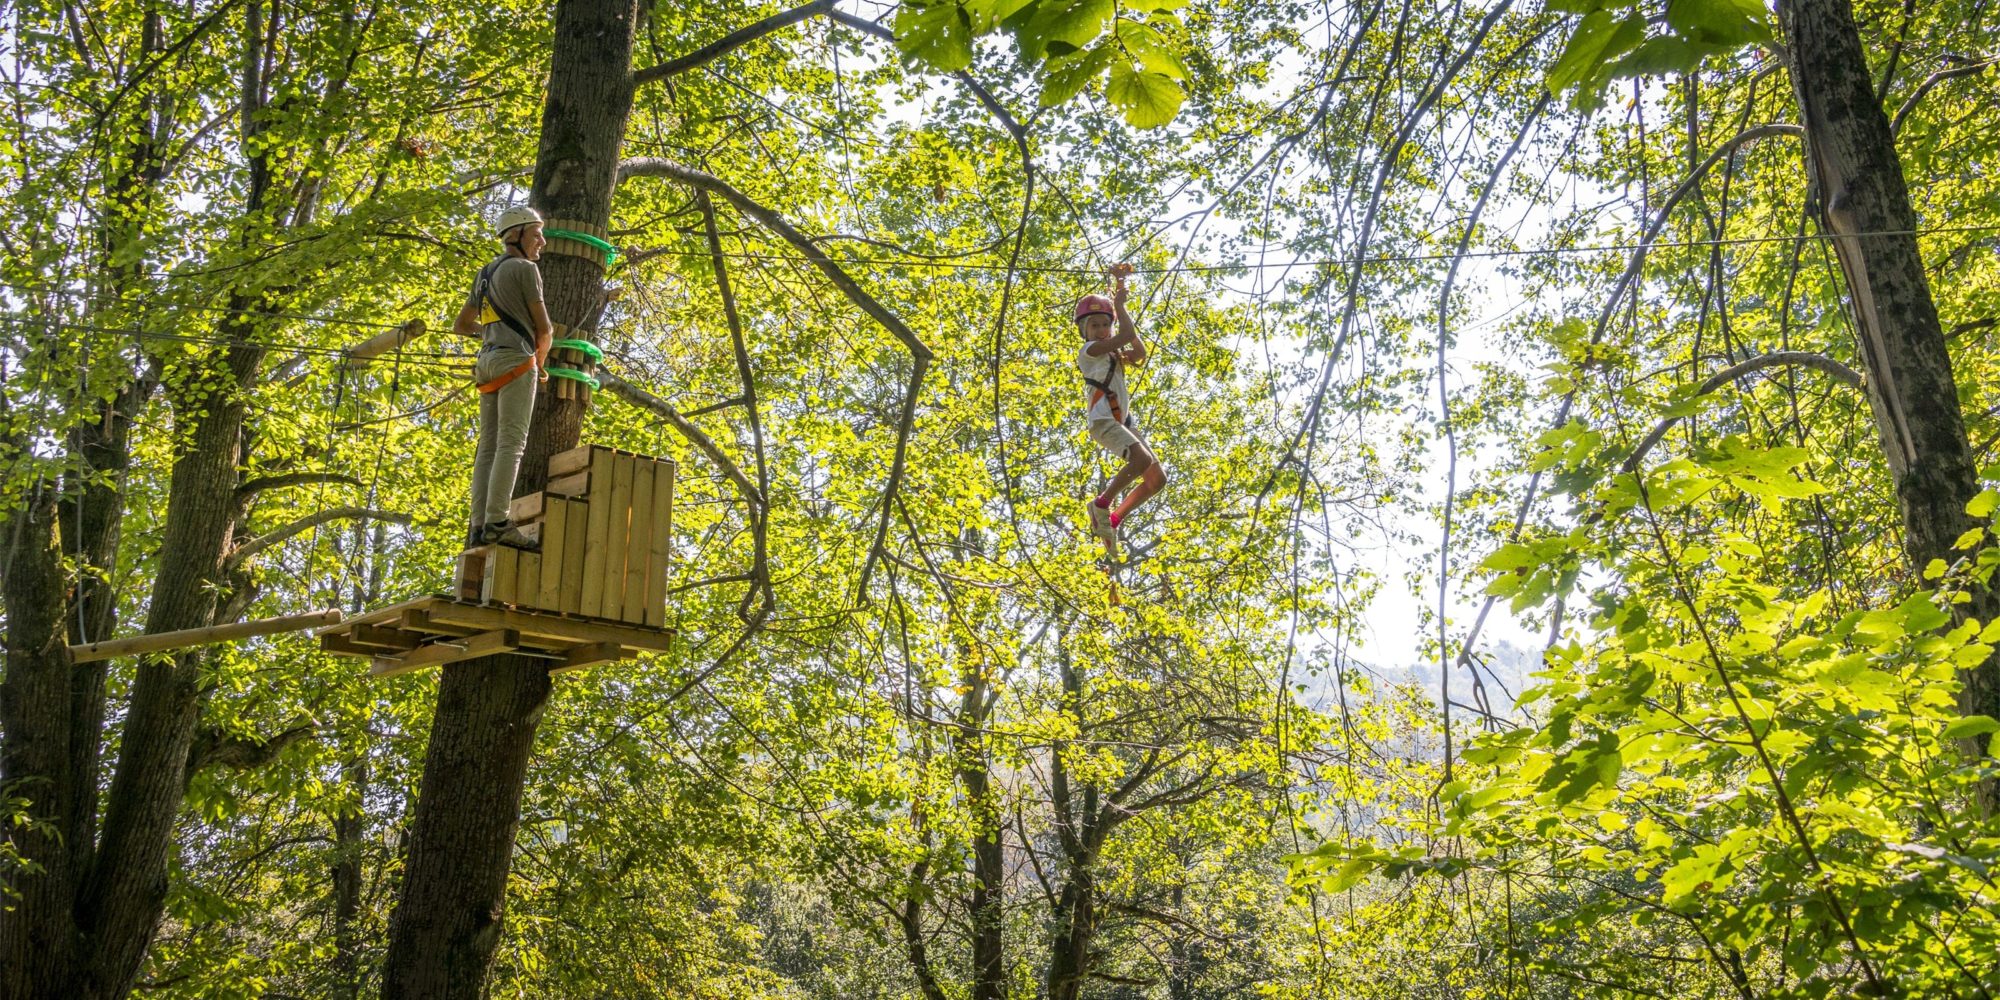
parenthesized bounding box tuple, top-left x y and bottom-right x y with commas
(3, 0, 2000, 997)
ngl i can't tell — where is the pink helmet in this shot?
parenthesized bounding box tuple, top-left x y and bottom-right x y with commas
(1074, 294, 1114, 323)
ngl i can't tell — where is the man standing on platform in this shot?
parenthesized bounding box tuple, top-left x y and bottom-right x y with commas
(454, 204, 553, 550)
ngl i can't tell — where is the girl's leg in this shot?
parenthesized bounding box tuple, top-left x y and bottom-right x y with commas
(1112, 456, 1167, 521)
(1096, 446, 1151, 507)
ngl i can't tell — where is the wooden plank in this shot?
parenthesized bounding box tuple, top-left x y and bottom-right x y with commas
(546, 470, 589, 497)
(420, 601, 676, 654)
(549, 444, 596, 478)
(560, 496, 588, 614)
(69, 609, 344, 664)
(348, 624, 421, 651)
(549, 641, 629, 675)
(455, 548, 488, 601)
(321, 634, 384, 658)
(622, 458, 655, 624)
(370, 628, 519, 679)
(599, 453, 635, 622)
(580, 449, 617, 617)
(317, 595, 433, 634)
(517, 552, 542, 609)
(507, 492, 545, 524)
(645, 460, 675, 628)
(482, 545, 520, 605)
(537, 497, 569, 609)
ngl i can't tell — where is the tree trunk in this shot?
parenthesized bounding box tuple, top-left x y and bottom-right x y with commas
(0, 7, 168, 994)
(378, 1, 637, 995)
(1777, 0, 2000, 804)
(1044, 648, 1099, 1000)
(0, 480, 80, 1000)
(956, 661, 1005, 1000)
(78, 341, 263, 1000)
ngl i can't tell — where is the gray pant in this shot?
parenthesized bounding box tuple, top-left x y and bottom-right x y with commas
(470, 347, 537, 530)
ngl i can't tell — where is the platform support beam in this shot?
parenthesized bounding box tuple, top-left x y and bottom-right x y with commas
(68, 609, 343, 664)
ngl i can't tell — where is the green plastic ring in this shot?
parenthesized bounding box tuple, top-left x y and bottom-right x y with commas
(545, 366, 601, 390)
(543, 228, 619, 266)
(552, 338, 605, 361)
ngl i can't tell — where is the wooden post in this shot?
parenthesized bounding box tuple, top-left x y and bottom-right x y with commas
(517, 552, 541, 608)
(344, 319, 431, 367)
(599, 453, 634, 621)
(622, 457, 655, 623)
(580, 449, 615, 617)
(538, 498, 569, 610)
(482, 546, 520, 605)
(645, 459, 674, 628)
(67, 609, 344, 664)
(561, 494, 589, 615)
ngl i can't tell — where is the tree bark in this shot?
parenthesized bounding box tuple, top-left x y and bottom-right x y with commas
(1777, 0, 2000, 805)
(78, 340, 262, 1000)
(378, 0, 637, 995)
(956, 658, 1005, 1000)
(0, 7, 166, 995)
(1044, 648, 1099, 1000)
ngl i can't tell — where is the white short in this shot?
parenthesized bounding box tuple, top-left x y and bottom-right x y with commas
(1088, 415, 1148, 459)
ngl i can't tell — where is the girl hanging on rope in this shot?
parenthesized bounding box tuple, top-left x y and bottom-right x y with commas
(1078, 263, 1168, 544)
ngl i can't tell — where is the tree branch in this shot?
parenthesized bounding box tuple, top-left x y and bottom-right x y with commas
(632, 0, 839, 87)
(1623, 351, 1863, 474)
(223, 506, 411, 573)
(236, 471, 363, 499)
(1891, 58, 1994, 137)
(596, 369, 763, 508)
(186, 721, 314, 780)
(616, 157, 932, 599)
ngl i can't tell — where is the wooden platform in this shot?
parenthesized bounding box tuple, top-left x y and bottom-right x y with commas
(459, 445, 675, 627)
(318, 595, 675, 679)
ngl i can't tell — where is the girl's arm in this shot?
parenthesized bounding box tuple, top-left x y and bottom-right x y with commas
(1112, 268, 1148, 365)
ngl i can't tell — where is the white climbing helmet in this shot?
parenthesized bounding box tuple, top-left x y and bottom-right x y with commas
(496, 205, 544, 239)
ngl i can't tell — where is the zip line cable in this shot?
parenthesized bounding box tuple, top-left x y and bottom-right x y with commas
(9, 222, 1990, 335)
(599, 222, 2000, 277)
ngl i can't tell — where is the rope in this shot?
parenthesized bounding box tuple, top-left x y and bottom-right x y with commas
(544, 228, 619, 267)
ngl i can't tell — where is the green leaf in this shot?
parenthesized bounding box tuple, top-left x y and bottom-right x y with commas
(894, 3, 975, 71)
(1104, 62, 1185, 128)
(1942, 715, 2000, 740)
(1115, 20, 1186, 80)
(1970, 489, 2000, 518)
(1018, 0, 1115, 58)
(1321, 857, 1378, 893)
(1548, 11, 1645, 105)
(1665, 0, 1772, 46)
(1038, 44, 1112, 107)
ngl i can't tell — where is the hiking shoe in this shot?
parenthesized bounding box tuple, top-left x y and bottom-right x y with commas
(1087, 501, 1115, 541)
(478, 520, 542, 552)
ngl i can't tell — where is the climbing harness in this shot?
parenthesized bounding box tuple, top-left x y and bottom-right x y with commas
(1082, 355, 1125, 425)
(477, 359, 536, 394)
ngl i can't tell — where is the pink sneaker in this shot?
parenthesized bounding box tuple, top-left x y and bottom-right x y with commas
(1087, 500, 1115, 541)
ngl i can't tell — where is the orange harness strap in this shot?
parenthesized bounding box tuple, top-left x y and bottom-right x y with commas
(1088, 387, 1125, 423)
(477, 360, 535, 394)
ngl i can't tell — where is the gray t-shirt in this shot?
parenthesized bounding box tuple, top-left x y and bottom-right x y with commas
(462, 254, 544, 351)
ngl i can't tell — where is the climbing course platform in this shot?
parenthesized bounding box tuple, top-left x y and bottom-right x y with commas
(317, 596, 675, 679)
(321, 443, 677, 679)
